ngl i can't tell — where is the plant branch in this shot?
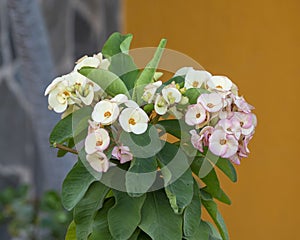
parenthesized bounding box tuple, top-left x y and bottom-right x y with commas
(53, 143, 78, 155)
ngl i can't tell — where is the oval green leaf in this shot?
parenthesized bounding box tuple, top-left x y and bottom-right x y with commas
(108, 191, 146, 240)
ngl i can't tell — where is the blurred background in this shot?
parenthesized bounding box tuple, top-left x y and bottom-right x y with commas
(0, 0, 299, 239)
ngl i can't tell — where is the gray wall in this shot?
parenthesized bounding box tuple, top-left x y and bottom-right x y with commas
(0, 0, 120, 238)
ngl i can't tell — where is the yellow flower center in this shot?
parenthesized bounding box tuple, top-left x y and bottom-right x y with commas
(96, 140, 103, 146)
(220, 139, 227, 145)
(216, 85, 223, 89)
(104, 111, 112, 118)
(193, 81, 199, 88)
(63, 91, 70, 96)
(207, 103, 215, 108)
(196, 113, 201, 118)
(128, 118, 136, 125)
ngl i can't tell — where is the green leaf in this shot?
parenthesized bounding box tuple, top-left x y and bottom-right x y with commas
(201, 163, 231, 205)
(184, 88, 210, 104)
(191, 157, 231, 205)
(157, 119, 193, 140)
(65, 221, 76, 240)
(185, 220, 210, 240)
(157, 119, 181, 139)
(137, 231, 152, 240)
(126, 157, 158, 197)
(129, 228, 141, 240)
(201, 191, 229, 240)
(50, 113, 73, 145)
(157, 142, 193, 214)
(206, 222, 223, 240)
(102, 32, 133, 58)
(88, 198, 115, 240)
(215, 158, 237, 183)
(109, 53, 140, 91)
(62, 160, 96, 211)
(57, 138, 75, 157)
(108, 191, 146, 240)
(79, 68, 130, 97)
(139, 190, 182, 240)
(119, 125, 163, 158)
(157, 75, 185, 92)
(72, 106, 93, 144)
(132, 39, 167, 105)
(183, 180, 201, 237)
(198, 149, 220, 178)
(50, 106, 92, 150)
(74, 182, 110, 240)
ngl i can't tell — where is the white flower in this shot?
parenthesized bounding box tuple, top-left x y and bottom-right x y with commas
(125, 100, 139, 108)
(184, 69, 212, 89)
(209, 129, 238, 158)
(207, 76, 232, 93)
(174, 67, 193, 76)
(68, 72, 95, 105)
(44, 76, 64, 96)
(46, 78, 72, 113)
(85, 128, 110, 154)
(119, 107, 149, 134)
(198, 92, 224, 112)
(185, 104, 206, 126)
(142, 81, 162, 103)
(74, 52, 110, 71)
(154, 95, 168, 115)
(111, 94, 128, 105)
(86, 151, 110, 172)
(92, 100, 120, 125)
(162, 86, 181, 104)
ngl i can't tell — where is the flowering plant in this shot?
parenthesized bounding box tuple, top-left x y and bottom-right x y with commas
(45, 32, 257, 240)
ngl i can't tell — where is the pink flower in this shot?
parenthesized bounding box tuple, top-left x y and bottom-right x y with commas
(88, 120, 101, 134)
(185, 104, 206, 126)
(229, 154, 241, 165)
(190, 126, 214, 152)
(197, 92, 224, 113)
(238, 134, 253, 158)
(217, 118, 241, 139)
(233, 95, 254, 113)
(209, 129, 238, 158)
(190, 130, 204, 152)
(199, 126, 214, 146)
(112, 145, 133, 164)
(219, 97, 234, 119)
(234, 112, 256, 136)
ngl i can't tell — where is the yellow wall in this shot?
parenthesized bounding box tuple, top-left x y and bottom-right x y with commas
(124, 0, 300, 239)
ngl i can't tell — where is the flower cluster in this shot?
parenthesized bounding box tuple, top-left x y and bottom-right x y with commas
(139, 67, 256, 165)
(84, 94, 149, 172)
(181, 68, 257, 164)
(45, 53, 256, 172)
(44, 53, 109, 116)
